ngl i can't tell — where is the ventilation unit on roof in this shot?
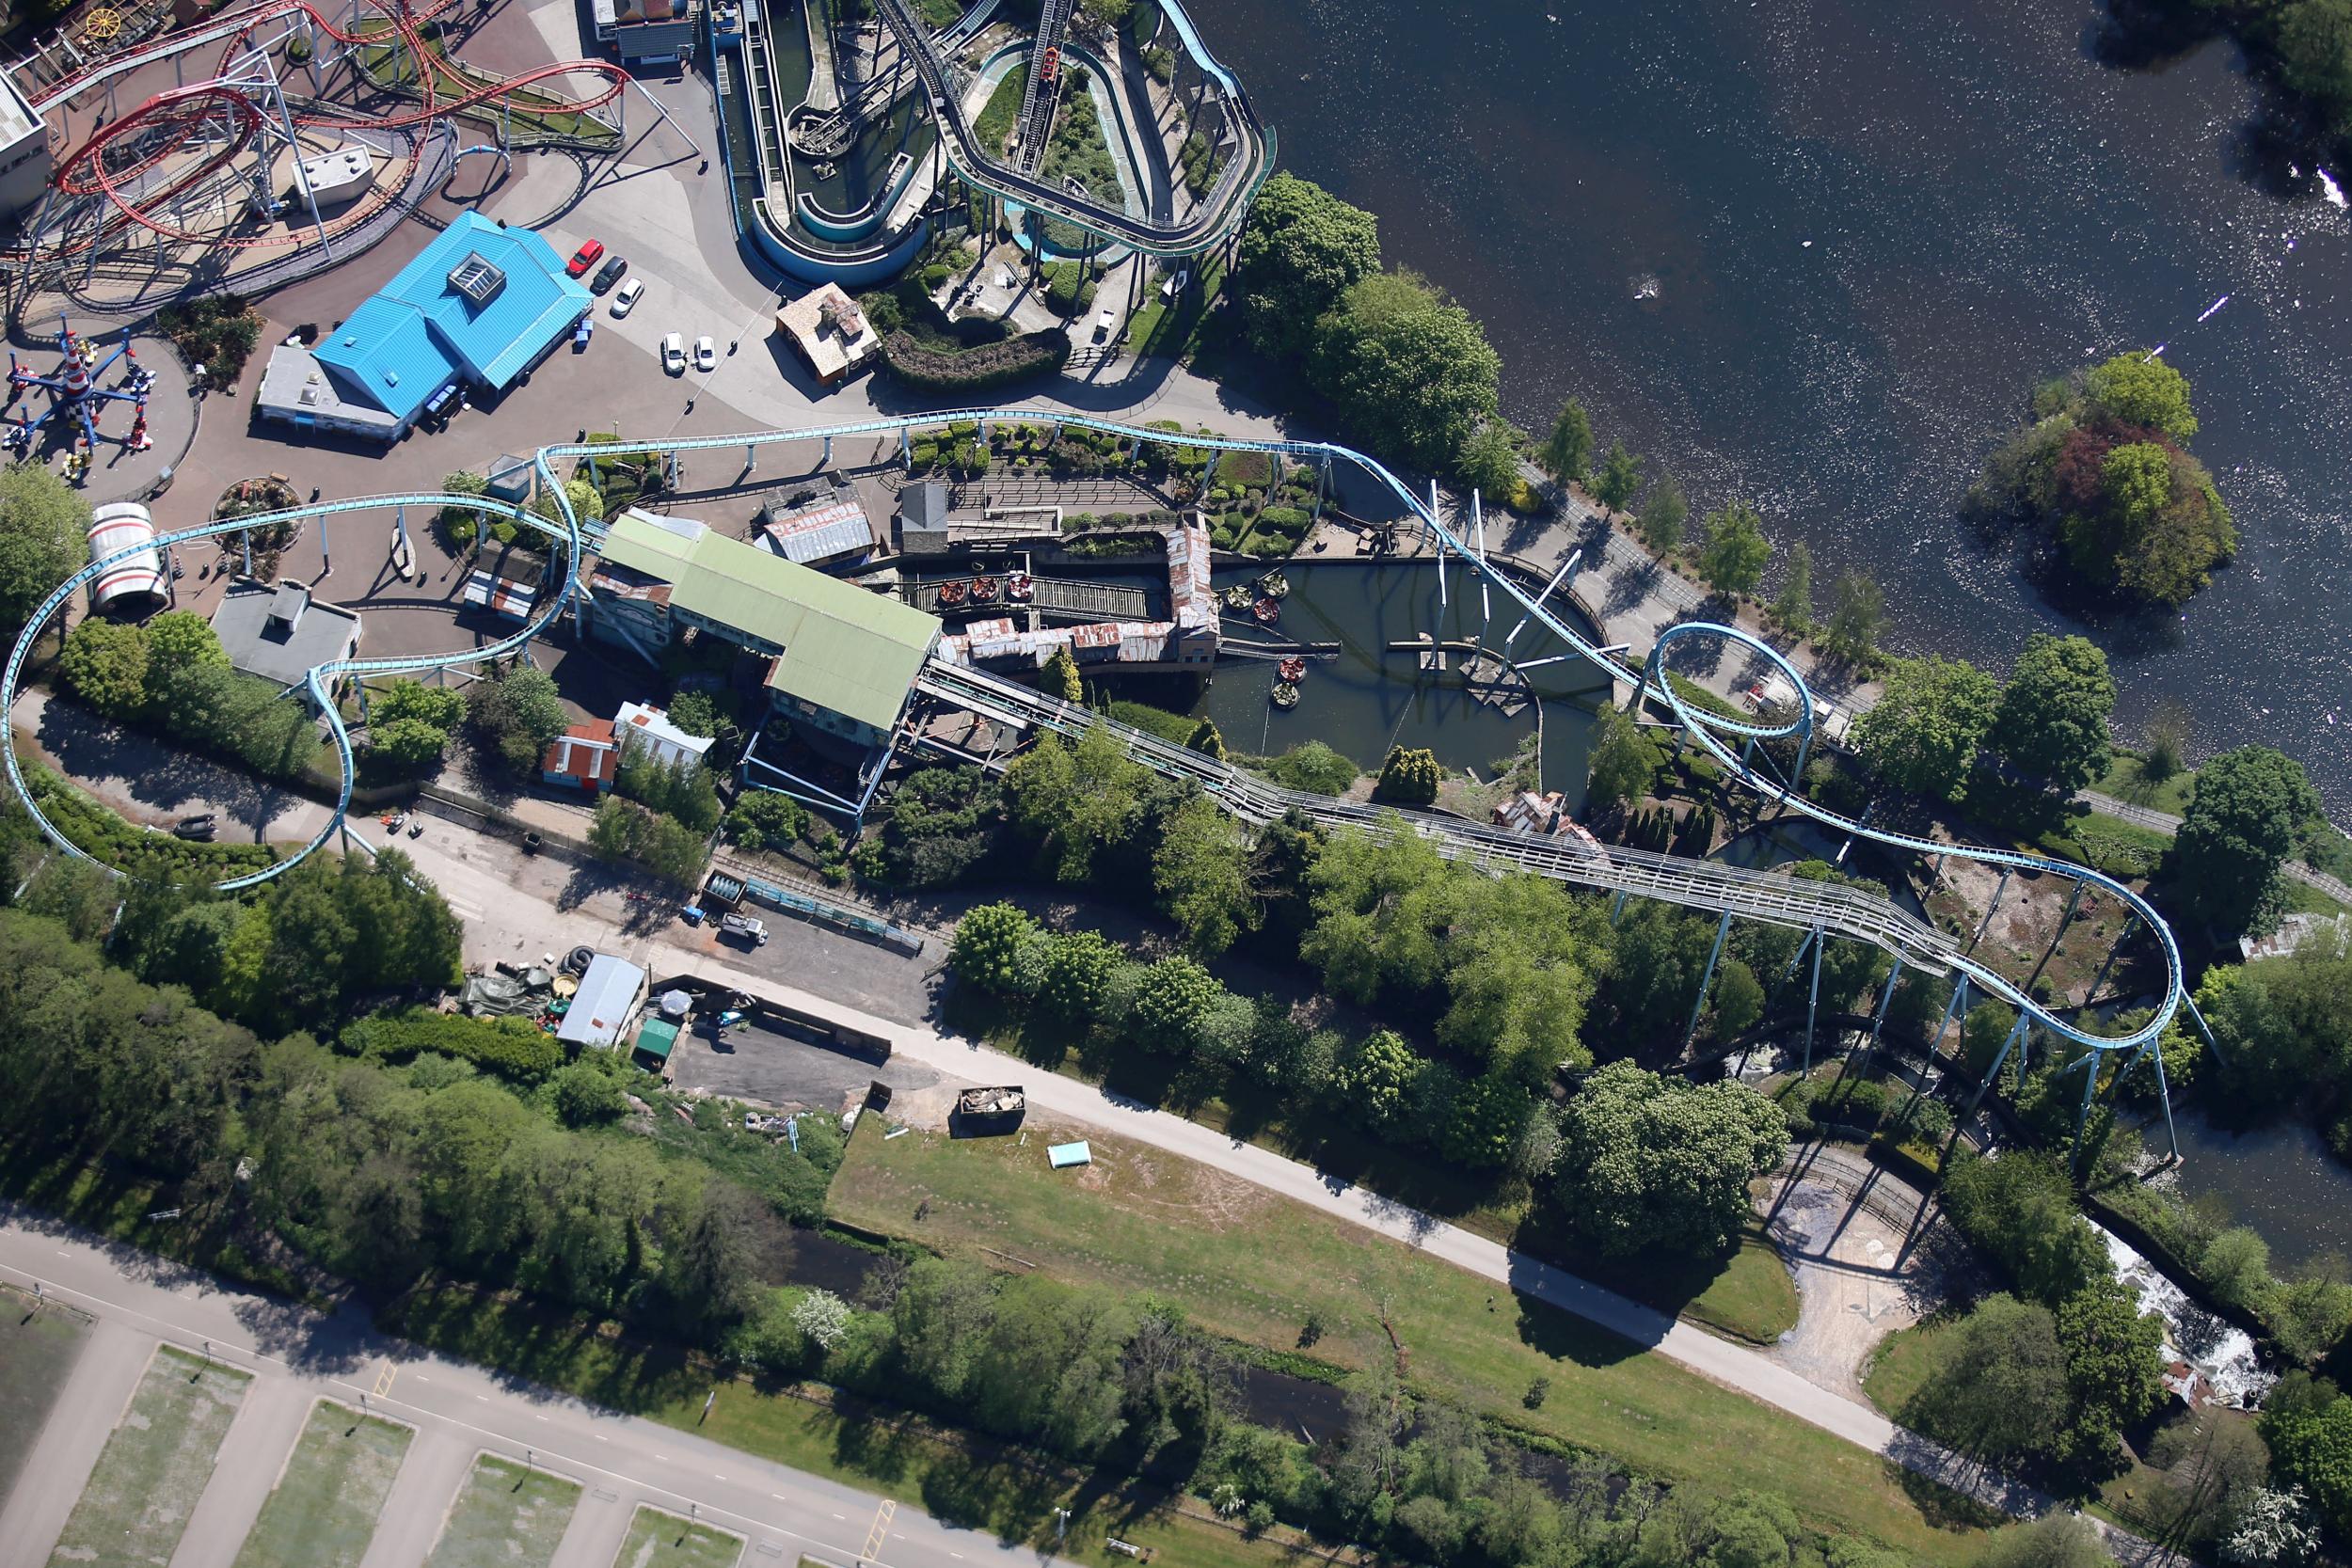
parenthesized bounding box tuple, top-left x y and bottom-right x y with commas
(448, 253, 507, 306)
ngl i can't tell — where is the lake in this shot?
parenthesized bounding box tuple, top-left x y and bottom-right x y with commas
(1184, 0, 2352, 814)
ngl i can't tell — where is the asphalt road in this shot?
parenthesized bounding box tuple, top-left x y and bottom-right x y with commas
(0, 1208, 1077, 1568)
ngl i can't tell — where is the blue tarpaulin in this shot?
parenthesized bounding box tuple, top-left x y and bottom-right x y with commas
(1047, 1141, 1092, 1169)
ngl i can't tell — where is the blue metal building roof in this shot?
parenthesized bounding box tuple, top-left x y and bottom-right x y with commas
(314, 212, 590, 424)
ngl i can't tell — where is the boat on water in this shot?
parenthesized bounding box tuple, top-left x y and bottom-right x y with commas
(1005, 572, 1034, 603)
(1277, 655, 1307, 683)
(1270, 680, 1300, 709)
(1221, 584, 1254, 611)
(1252, 596, 1281, 626)
(1255, 568, 1290, 599)
(970, 575, 1000, 606)
(935, 579, 968, 609)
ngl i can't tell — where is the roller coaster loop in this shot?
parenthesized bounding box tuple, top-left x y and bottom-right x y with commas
(25, 0, 630, 257)
(1, 410, 2201, 1143)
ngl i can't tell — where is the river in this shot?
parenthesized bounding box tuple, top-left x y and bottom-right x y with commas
(1183, 0, 2352, 816)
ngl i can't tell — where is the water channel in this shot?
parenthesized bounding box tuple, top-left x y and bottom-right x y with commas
(1183, 0, 2352, 817)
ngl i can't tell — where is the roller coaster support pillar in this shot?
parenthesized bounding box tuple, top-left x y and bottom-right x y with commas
(355, 677, 370, 725)
(623, 77, 704, 158)
(1966, 1012, 2031, 1118)
(273, 60, 334, 262)
(1609, 889, 1628, 927)
(1804, 927, 1825, 1072)
(1968, 868, 2010, 954)
(901, 428, 913, 468)
(1203, 450, 1218, 487)
(1682, 911, 1733, 1053)
(1128, 436, 1142, 467)
(742, 442, 755, 477)
(242, 531, 252, 578)
(820, 434, 833, 467)
(1311, 457, 1328, 523)
(1740, 736, 1756, 774)
(2153, 1034, 2183, 1162)
(2184, 990, 2227, 1067)
(394, 504, 408, 555)
(1505, 549, 1580, 653)
(2071, 1048, 2102, 1158)
(1897, 976, 1965, 1121)
(1859, 955, 1904, 1082)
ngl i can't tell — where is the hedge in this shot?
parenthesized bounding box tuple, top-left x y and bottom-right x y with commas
(23, 767, 277, 881)
(342, 1006, 564, 1081)
(881, 328, 1070, 392)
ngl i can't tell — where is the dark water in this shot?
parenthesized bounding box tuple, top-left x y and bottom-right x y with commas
(2159, 1107, 2352, 1271)
(1188, 561, 1612, 797)
(1186, 0, 2352, 816)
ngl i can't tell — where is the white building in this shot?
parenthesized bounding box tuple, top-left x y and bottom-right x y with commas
(613, 701, 715, 772)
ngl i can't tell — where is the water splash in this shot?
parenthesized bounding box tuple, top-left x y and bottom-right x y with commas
(2320, 168, 2346, 210)
(2194, 293, 2232, 324)
(2095, 1223, 2272, 1408)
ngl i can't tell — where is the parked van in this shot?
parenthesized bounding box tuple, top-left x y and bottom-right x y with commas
(720, 913, 769, 947)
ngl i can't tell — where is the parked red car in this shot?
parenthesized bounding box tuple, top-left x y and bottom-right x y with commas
(565, 239, 606, 277)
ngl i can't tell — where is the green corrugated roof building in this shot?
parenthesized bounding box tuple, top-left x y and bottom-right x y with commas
(632, 1016, 680, 1071)
(592, 511, 937, 744)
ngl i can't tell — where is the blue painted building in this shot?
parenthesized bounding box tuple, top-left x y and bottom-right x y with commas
(255, 212, 592, 441)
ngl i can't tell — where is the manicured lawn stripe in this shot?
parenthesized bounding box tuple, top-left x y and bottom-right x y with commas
(613, 1505, 743, 1568)
(423, 1454, 581, 1568)
(0, 1287, 90, 1499)
(230, 1400, 412, 1568)
(46, 1344, 249, 1568)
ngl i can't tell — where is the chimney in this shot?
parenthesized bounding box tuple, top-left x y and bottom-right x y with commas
(266, 580, 310, 634)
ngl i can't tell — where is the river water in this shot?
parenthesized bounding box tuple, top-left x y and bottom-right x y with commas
(1184, 0, 2352, 815)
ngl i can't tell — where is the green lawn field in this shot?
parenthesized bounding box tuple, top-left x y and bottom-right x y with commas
(230, 1400, 411, 1568)
(613, 1506, 744, 1568)
(830, 1118, 1991, 1563)
(0, 1287, 90, 1499)
(423, 1455, 581, 1568)
(46, 1344, 248, 1568)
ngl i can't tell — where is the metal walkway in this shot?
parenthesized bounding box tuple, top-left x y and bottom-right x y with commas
(912, 658, 1963, 971)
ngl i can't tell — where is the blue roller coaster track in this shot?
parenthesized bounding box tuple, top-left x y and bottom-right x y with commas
(3, 409, 2208, 1155)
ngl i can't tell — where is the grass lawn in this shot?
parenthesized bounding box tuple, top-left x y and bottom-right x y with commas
(0, 1286, 90, 1497)
(2092, 752, 2195, 816)
(48, 1344, 248, 1568)
(424, 1456, 582, 1568)
(1861, 1319, 1953, 1420)
(830, 1120, 1991, 1561)
(1121, 251, 1229, 363)
(230, 1400, 412, 1568)
(614, 1506, 745, 1568)
(383, 1290, 1339, 1568)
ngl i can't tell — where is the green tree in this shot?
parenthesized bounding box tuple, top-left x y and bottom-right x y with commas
(1035, 928, 1119, 1028)
(1438, 1073, 1534, 1168)
(724, 790, 808, 852)
(1436, 873, 1607, 1079)
(1823, 571, 1884, 663)
(1233, 172, 1382, 362)
(1006, 726, 1145, 881)
(2086, 352, 2199, 441)
(531, 475, 605, 529)
(2062, 438, 2235, 607)
(1552, 1061, 1788, 1256)
(1130, 955, 1222, 1056)
(1335, 1028, 1420, 1132)
(1710, 958, 1766, 1042)
(1592, 440, 1644, 514)
(1041, 644, 1084, 704)
(374, 678, 463, 732)
(1943, 1149, 2110, 1307)
(1994, 634, 2116, 794)
(666, 689, 720, 736)
(140, 611, 228, 693)
(437, 470, 492, 549)
(1375, 745, 1439, 804)
(2261, 1384, 2352, 1539)
(1773, 543, 1815, 629)
(1638, 476, 1689, 555)
(0, 464, 91, 637)
(1456, 422, 1523, 505)
(1585, 704, 1662, 814)
(550, 1061, 628, 1125)
(2170, 745, 2321, 938)
(2055, 1283, 2167, 1466)
(1185, 718, 1226, 760)
(1851, 655, 2000, 801)
(1152, 795, 1259, 958)
(1906, 1293, 2069, 1463)
(59, 619, 150, 718)
(1309, 272, 1502, 473)
(1539, 398, 1594, 485)
(466, 663, 570, 774)
(1975, 1513, 2117, 1568)
(1697, 501, 1772, 596)
(949, 902, 1039, 998)
(372, 717, 453, 770)
(2149, 1409, 2271, 1548)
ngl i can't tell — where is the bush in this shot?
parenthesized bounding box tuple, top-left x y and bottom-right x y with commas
(22, 766, 276, 882)
(1254, 741, 1359, 795)
(724, 791, 809, 853)
(156, 294, 262, 380)
(881, 328, 1071, 391)
(342, 1006, 564, 1082)
(1375, 745, 1439, 804)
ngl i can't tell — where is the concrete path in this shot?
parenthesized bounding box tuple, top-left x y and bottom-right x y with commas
(354, 1427, 475, 1568)
(0, 1317, 155, 1565)
(0, 1211, 1077, 1568)
(2072, 786, 2352, 907)
(168, 1374, 315, 1568)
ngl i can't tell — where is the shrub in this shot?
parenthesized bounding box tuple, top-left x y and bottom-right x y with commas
(725, 791, 809, 853)
(342, 1006, 564, 1081)
(1255, 741, 1358, 795)
(1375, 745, 1439, 804)
(881, 329, 1071, 391)
(22, 766, 275, 882)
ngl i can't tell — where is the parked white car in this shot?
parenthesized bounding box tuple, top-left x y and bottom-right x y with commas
(692, 335, 717, 373)
(660, 331, 685, 374)
(611, 277, 645, 318)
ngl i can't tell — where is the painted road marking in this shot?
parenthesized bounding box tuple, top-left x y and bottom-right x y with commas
(863, 1500, 897, 1560)
(372, 1358, 397, 1398)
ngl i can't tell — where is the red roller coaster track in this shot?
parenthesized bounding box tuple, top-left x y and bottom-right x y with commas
(30, 0, 629, 255)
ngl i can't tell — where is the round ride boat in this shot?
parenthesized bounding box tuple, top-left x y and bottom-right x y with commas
(1221, 584, 1254, 612)
(1252, 596, 1281, 626)
(1270, 680, 1301, 709)
(1255, 568, 1291, 599)
(970, 575, 1000, 606)
(1005, 572, 1034, 603)
(1277, 655, 1308, 683)
(936, 579, 968, 609)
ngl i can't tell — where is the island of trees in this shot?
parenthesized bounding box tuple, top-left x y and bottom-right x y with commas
(1967, 353, 2235, 607)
